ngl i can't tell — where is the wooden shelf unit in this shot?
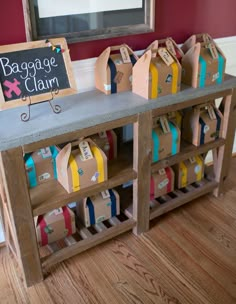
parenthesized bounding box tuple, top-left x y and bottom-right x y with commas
(0, 75, 236, 287)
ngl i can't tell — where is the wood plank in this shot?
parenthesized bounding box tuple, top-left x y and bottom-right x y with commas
(42, 218, 135, 270)
(213, 91, 236, 196)
(151, 138, 225, 172)
(0, 148, 43, 287)
(150, 180, 218, 220)
(31, 153, 136, 216)
(132, 111, 152, 235)
(23, 115, 137, 154)
(151, 89, 232, 117)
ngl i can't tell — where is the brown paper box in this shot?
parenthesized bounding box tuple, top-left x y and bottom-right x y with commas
(132, 46, 182, 100)
(76, 189, 120, 227)
(150, 167, 175, 199)
(173, 155, 204, 189)
(35, 206, 76, 247)
(24, 146, 59, 188)
(95, 44, 138, 95)
(90, 130, 117, 160)
(181, 33, 226, 88)
(182, 102, 223, 146)
(152, 117, 181, 162)
(56, 138, 108, 193)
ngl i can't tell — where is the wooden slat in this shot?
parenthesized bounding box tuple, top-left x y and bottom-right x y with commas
(152, 89, 232, 117)
(94, 222, 108, 233)
(132, 111, 152, 235)
(0, 148, 43, 287)
(213, 91, 236, 196)
(151, 138, 225, 172)
(108, 217, 121, 226)
(47, 243, 61, 253)
(23, 115, 137, 153)
(150, 180, 218, 220)
(42, 218, 135, 270)
(31, 165, 136, 217)
(64, 236, 77, 246)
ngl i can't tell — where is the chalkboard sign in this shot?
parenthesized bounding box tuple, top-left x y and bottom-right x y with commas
(0, 38, 77, 109)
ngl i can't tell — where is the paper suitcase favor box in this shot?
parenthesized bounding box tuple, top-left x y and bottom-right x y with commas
(150, 167, 175, 199)
(173, 155, 204, 189)
(56, 139, 108, 193)
(95, 44, 138, 95)
(24, 146, 59, 188)
(182, 102, 223, 146)
(132, 43, 181, 99)
(35, 206, 76, 247)
(152, 116, 181, 162)
(76, 189, 120, 227)
(90, 130, 117, 161)
(181, 33, 226, 88)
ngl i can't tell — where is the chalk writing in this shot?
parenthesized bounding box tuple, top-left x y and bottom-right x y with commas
(0, 47, 70, 101)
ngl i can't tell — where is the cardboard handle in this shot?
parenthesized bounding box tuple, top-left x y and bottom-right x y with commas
(71, 138, 92, 148)
(109, 44, 131, 53)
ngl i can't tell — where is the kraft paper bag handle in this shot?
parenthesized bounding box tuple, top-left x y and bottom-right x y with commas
(143, 40, 158, 56)
(182, 43, 201, 88)
(181, 35, 196, 53)
(132, 50, 152, 99)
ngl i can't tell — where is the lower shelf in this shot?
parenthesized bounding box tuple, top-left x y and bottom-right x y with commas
(40, 211, 135, 270)
(149, 178, 218, 220)
(124, 178, 218, 221)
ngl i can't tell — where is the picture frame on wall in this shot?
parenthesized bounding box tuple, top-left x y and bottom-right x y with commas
(22, 0, 155, 43)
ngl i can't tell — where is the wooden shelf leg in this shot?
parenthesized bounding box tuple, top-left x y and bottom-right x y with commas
(213, 90, 236, 197)
(132, 111, 152, 235)
(0, 148, 43, 287)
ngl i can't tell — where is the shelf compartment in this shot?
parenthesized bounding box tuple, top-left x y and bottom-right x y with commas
(124, 178, 218, 221)
(149, 178, 218, 220)
(151, 138, 225, 172)
(31, 156, 136, 216)
(40, 212, 135, 270)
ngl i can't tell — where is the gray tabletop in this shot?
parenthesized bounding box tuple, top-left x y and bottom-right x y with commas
(0, 74, 236, 152)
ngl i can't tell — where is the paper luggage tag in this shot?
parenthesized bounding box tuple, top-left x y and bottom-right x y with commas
(40, 147, 52, 159)
(207, 105, 217, 120)
(160, 116, 171, 134)
(158, 168, 166, 175)
(189, 156, 196, 164)
(79, 141, 93, 161)
(166, 40, 176, 56)
(114, 71, 124, 84)
(101, 190, 110, 199)
(158, 48, 174, 66)
(120, 46, 131, 64)
(208, 43, 219, 60)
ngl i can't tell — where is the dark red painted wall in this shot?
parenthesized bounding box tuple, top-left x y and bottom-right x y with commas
(1, 0, 236, 61)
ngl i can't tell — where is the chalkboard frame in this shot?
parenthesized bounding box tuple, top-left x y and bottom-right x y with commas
(0, 38, 77, 110)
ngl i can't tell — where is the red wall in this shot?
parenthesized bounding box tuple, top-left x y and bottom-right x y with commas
(1, 0, 236, 61)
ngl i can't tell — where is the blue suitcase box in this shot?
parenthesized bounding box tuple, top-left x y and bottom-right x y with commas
(24, 146, 59, 188)
(152, 120, 180, 162)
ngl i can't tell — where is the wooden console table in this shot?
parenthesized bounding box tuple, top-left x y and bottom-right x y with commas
(0, 75, 236, 287)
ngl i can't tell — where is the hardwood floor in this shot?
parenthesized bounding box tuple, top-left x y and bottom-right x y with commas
(0, 159, 236, 304)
